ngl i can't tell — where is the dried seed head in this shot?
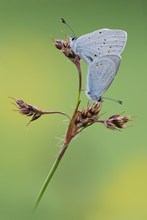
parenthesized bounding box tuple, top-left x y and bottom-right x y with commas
(89, 102, 101, 115)
(74, 101, 102, 130)
(104, 114, 131, 130)
(14, 99, 43, 124)
(54, 39, 64, 50)
(54, 38, 80, 63)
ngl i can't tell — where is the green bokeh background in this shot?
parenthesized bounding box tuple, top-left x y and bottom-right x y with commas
(1, 0, 147, 219)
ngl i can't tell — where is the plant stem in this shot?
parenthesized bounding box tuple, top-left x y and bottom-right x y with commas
(42, 111, 71, 120)
(75, 61, 82, 106)
(34, 143, 69, 210)
(34, 61, 82, 210)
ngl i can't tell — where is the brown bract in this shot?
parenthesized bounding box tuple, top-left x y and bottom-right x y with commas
(54, 38, 80, 63)
(13, 99, 43, 125)
(75, 102, 101, 130)
(104, 114, 131, 130)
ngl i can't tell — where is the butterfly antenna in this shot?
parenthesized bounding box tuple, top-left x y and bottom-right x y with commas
(103, 97, 123, 105)
(61, 18, 76, 37)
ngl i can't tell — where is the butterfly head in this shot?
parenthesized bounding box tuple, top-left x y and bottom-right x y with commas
(69, 36, 77, 51)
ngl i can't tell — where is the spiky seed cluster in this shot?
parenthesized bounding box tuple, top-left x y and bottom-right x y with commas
(104, 114, 131, 130)
(55, 39, 80, 63)
(14, 99, 131, 131)
(74, 102, 101, 130)
(15, 99, 42, 124)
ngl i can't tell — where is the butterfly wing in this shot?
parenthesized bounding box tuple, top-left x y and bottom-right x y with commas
(86, 54, 121, 101)
(70, 29, 127, 64)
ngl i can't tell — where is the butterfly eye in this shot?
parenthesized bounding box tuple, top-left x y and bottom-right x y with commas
(71, 37, 76, 41)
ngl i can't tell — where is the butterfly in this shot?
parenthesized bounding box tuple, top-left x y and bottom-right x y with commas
(61, 19, 127, 101)
(69, 28, 127, 64)
(68, 28, 127, 101)
(86, 54, 121, 101)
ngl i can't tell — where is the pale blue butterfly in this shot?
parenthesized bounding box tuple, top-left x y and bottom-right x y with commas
(61, 19, 127, 101)
(86, 54, 121, 101)
(69, 29, 127, 101)
(69, 29, 127, 64)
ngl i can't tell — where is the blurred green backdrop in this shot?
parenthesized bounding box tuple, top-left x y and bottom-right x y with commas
(1, 0, 147, 219)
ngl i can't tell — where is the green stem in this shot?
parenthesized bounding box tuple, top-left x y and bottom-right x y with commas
(75, 60, 82, 107)
(34, 143, 69, 210)
(42, 111, 71, 120)
(34, 60, 82, 210)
